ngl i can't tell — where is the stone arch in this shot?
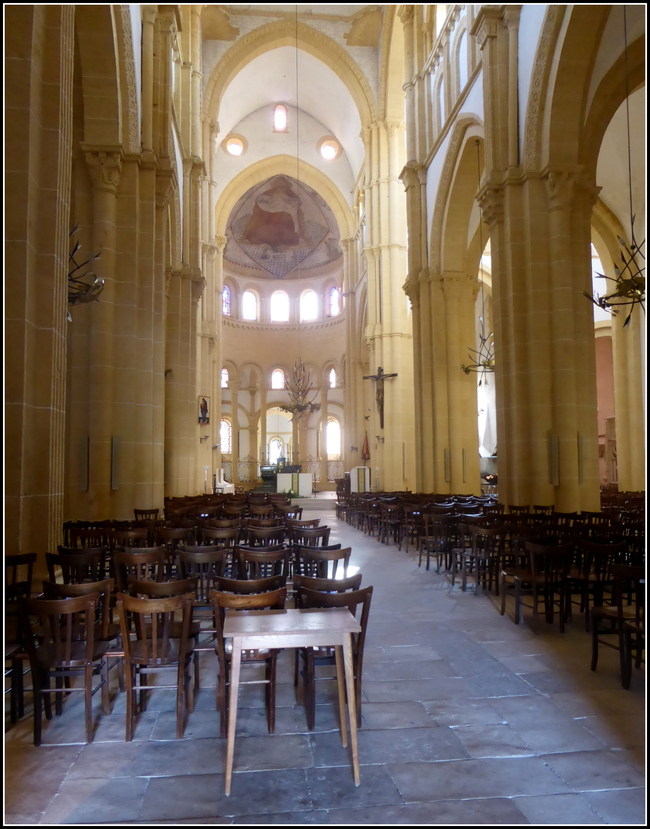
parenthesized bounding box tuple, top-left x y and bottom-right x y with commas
(75, 6, 122, 147)
(215, 155, 354, 241)
(428, 116, 483, 274)
(203, 19, 376, 128)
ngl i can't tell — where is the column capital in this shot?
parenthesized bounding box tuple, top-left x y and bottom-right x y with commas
(470, 6, 504, 49)
(399, 161, 426, 190)
(82, 148, 123, 195)
(440, 272, 479, 300)
(182, 266, 205, 303)
(542, 165, 583, 211)
(478, 185, 505, 228)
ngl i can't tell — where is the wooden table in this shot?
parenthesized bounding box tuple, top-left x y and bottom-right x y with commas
(223, 607, 362, 795)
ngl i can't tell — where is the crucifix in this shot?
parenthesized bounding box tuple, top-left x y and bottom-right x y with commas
(363, 366, 398, 430)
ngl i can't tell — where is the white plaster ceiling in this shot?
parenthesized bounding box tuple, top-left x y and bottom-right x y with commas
(217, 46, 364, 178)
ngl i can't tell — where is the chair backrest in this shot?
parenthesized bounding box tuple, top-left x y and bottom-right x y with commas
(111, 528, 151, 549)
(245, 526, 287, 547)
(469, 524, 505, 556)
(295, 585, 373, 662)
(210, 586, 287, 663)
(200, 526, 240, 547)
(292, 573, 362, 593)
(289, 526, 331, 548)
(293, 545, 351, 579)
(525, 541, 573, 582)
(202, 518, 241, 530)
(285, 518, 320, 529)
(23, 594, 99, 667)
(6, 553, 37, 601)
(211, 575, 286, 594)
(610, 564, 645, 627)
(111, 548, 167, 592)
(575, 539, 627, 580)
(176, 548, 232, 600)
(275, 505, 303, 520)
(248, 505, 274, 518)
(117, 593, 194, 664)
(127, 577, 197, 598)
(47, 548, 108, 583)
(41, 578, 115, 641)
(69, 526, 110, 548)
(234, 546, 290, 581)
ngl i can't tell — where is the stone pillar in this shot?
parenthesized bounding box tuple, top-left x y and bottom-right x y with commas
(230, 382, 240, 485)
(141, 6, 157, 153)
(320, 385, 329, 486)
(259, 387, 268, 464)
(5, 5, 74, 565)
(441, 273, 481, 492)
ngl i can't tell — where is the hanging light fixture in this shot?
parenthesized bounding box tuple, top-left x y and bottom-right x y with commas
(67, 225, 103, 320)
(461, 139, 495, 385)
(584, 7, 645, 326)
(279, 8, 320, 426)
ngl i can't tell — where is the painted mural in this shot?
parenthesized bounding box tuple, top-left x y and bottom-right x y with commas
(225, 175, 341, 278)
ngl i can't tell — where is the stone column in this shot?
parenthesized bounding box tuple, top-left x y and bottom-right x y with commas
(320, 385, 329, 486)
(611, 309, 645, 490)
(5, 5, 74, 564)
(441, 273, 481, 492)
(230, 382, 241, 485)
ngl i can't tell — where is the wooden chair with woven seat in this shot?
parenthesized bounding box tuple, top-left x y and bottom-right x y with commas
(210, 585, 288, 738)
(153, 526, 195, 578)
(294, 584, 373, 731)
(565, 539, 627, 631)
(245, 526, 287, 548)
(111, 527, 151, 551)
(458, 524, 505, 595)
(591, 563, 645, 688)
(21, 593, 111, 745)
(134, 508, 160, 522)
(117, 592, 195, 740)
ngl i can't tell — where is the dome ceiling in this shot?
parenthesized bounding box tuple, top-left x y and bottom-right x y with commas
(224, 174, 342, 278)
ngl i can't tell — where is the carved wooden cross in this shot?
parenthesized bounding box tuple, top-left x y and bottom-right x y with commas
(363, 366, 398, 430)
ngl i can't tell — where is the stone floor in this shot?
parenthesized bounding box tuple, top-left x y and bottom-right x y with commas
(4, 505, 646, 824)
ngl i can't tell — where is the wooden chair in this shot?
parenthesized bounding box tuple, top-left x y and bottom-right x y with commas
(47, 548, 108, 584)
(566, 539, 627, 631)
(22, 594, 110, 745)
(5, 553, 37, 723)
(245, 526, 287, 548)
(294, 585, 373, 730)
(153, 526, 195, 577)
(293, 545, 350, 580)
(513, 541, 572, 633)
(292, 573, 362, 594)
(591, 564, 645, 688)
(134, 508, 160, 522)
(111, 527, 151, 550)
(199, 526, 240, 550)
(117, 592, 195, 740)
(111, 548, 167, 593)
(458, 525, 505, 594)
(210, 586, 287, 738)
(234, 545, 290, 581)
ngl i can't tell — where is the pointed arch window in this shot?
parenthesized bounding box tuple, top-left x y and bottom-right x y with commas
(271, 290, 289, 322)
(220, 419, 232, 454)
(242, 290, 258, 321)
(271, 369, 285, 390)
(300, 289, 318, 322)
(222, 285, 231, 316)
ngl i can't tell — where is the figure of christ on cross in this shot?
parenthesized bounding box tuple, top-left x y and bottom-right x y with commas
(363, 366, 398, 430)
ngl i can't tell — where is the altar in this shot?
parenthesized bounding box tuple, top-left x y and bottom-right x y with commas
(276, 471, 312, 498)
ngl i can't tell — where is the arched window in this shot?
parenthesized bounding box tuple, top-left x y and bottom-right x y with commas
(271, 369, 285, 390)
(457, 29, 468, 91)
(221, 368, 229, 388)
(329, 368, 337, 388)
(300, 289, 318, 321)
(328, 286, 341, 316)
(326, 418, 341, 457)
(222, 285, 231, 316)
(270, 290, 289, 322)
(242, 290, 257, 320)
(273, 104, 287, 132)
(269, 438, 284, 464)
(220, 419, 232, 454)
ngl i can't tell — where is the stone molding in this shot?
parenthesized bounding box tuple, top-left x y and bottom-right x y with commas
(119, 6, 140, 154)
(223, 315, 346, 334)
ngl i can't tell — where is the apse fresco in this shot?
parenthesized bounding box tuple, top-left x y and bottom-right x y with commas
(225, 175, 341, 278)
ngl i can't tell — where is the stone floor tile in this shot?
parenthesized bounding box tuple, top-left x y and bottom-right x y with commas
(512, 792, 607, 824)
(450, 723, 533, 758)
(306, 764, 404, 811)
(216, 769, 313, 816)
(359, 700, 436, 729)
(139, 773, 222, 821)
(541, 749, 646, 791)
(583, 787, 647, 824)
(40, 776, 148, 824)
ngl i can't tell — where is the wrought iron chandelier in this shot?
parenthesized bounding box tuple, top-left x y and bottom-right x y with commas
(279, 358, 320, 422)
(67, 225, 103, 319)
(461, 139, 495, 385)
(584, 7, 645, 326)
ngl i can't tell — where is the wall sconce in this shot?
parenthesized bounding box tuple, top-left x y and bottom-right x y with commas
(200, 435, 209, 443)
(350, 446, 358, 452)
(212, 444, 220, 450)
(375, 436, 384, 444)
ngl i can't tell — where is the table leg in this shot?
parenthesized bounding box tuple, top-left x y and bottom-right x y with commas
(224, 639, 242, 796)
(342, 634, 360, 786)
(334, 645, 347, 747)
